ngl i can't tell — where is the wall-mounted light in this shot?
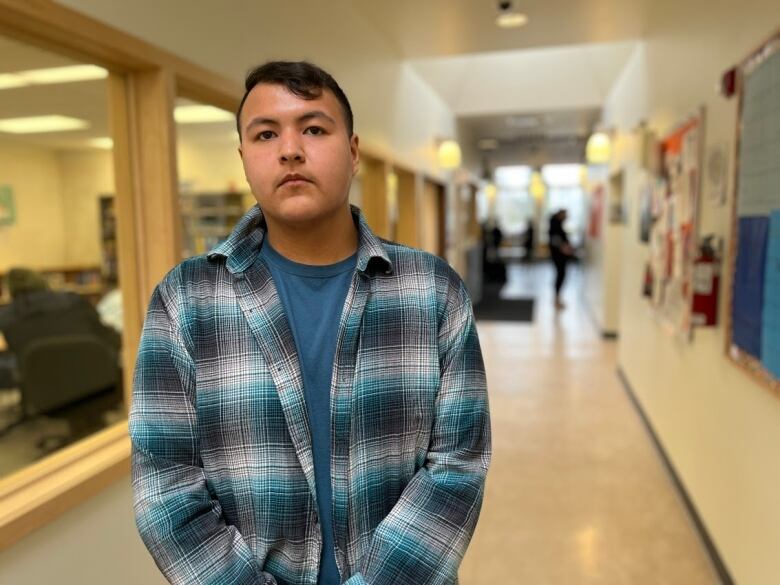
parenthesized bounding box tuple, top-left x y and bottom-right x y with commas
(496, 1, 529, 29)
(529, 170, 546, 200)
(586, 131, 612, 165)
(437, 139, 462, 169)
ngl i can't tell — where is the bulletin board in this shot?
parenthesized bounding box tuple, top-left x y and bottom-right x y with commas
(646, 112, 704, 340)
(727, 30, 780, 394)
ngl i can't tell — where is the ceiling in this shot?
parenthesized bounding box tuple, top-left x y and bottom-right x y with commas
(349, 0, 647, 59)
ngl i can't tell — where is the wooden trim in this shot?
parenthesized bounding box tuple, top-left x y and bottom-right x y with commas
(0, 423, 130, 550)
(0, 0, 242, 550)
(108, 72, 143, 405)
(126, 68, 182, 300)
(395, 167, 418, 248)
(0, 0, 242, 93)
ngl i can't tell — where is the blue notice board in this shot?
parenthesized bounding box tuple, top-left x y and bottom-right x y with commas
(730, 34, 780, 392)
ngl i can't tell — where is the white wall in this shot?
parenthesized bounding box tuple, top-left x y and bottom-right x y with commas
(603, 4, 780, 584)
(55, 0, 457, 179)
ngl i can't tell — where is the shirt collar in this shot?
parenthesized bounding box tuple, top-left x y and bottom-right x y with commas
(207, 204, 392, 276)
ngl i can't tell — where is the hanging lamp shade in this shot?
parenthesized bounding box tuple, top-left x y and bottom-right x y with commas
(437, 140, 462, 169)
(586, 132, 612, 164)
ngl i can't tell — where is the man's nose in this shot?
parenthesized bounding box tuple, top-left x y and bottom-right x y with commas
(279, 132, 305, 163)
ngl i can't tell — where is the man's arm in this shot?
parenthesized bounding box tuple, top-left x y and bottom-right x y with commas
(346, 275, 491, 585)
(131, 284, 275, 585)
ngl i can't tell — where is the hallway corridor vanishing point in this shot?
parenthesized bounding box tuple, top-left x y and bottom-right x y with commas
(459, 263, 719, 584)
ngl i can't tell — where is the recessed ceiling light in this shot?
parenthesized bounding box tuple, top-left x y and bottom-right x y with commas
(478, 138, 499, 150)
(0, 65, 108, 90)
(174, 105, 234, 124)
(0, 115, 89, 134)
(20, 65, 108, 85)
(496, 12, 529, 28)
(88, 137, 114, 149)
(0, 73, 27, 90)
(506, 116, 540, 129)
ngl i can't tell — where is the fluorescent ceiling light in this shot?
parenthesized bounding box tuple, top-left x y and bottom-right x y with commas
(88, 137, 114, 149)
(0, 74, 27, 90)
(0, 115, 89, 134)
(0, 65, 108, 90)
(496, 13, 529, 28)
(21, 65, 107, 85)
(174, 105, 234, 124)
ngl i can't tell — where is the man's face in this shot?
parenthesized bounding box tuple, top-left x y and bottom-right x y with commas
(238, 83, 359, 226)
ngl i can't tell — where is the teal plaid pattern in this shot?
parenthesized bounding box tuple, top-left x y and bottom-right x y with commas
(130, 205, 491, 585)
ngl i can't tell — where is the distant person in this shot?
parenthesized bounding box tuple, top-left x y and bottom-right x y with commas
(481, 219, 506, 284)
(548, 209, 575, 310)
(523, 218, 535, 262)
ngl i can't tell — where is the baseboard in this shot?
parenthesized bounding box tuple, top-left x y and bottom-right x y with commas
(616, 367, 735, 585)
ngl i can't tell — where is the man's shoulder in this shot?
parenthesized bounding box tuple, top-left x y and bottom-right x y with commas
(154, 254, 223, 300)
(378, 240, 468, 303)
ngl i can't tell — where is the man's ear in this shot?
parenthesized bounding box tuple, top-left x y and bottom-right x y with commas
(350, 134, 360, 176)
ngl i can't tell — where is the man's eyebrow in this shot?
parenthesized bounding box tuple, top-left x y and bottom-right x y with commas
(244, 110, 337, 133)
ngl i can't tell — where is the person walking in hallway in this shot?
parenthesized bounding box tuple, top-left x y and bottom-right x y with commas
(130, 61, 491, 585)
(548, 209, 574, 310)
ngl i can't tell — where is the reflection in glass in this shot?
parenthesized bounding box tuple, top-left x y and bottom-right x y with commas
(0, 34, 125, 477)
(175, 97, 254, 258)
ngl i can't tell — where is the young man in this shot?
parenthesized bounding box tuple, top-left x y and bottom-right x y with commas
(131, 61, 490, 585)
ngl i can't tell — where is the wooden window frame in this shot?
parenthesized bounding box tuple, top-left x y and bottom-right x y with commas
(0, 0, 242, 550)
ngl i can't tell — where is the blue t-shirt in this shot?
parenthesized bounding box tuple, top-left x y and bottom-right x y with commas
(260, 239, 356, 585)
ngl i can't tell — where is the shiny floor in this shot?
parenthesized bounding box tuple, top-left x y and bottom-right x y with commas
(459, 263, 719, 584)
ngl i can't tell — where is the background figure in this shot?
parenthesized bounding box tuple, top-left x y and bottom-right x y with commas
(481, 220, 506, 284)
(523, 217, 535, 263)
(548, 209, 574, 310)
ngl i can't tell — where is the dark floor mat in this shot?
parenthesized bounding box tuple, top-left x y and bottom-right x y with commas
(473, 284, 534, 322)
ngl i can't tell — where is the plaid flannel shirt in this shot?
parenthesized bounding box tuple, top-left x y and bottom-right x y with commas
(130, 204, 491, 585)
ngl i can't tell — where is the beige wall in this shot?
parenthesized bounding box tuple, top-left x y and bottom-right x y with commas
(0, 143, 114, 275)
(0, 141, 67, 272)
(58, 149, 114, 267)
(603, 4, 780, 584)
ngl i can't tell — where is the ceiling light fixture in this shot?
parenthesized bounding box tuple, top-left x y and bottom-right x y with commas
(437, 139, 462, 169)
(496, 1, 529, 29)
(0, 115, 89, 134)
(0, 65, 108, 90)
(174, 105, 234, 124)
(478, 138, 499, 150)
(88, 137, 114, 149)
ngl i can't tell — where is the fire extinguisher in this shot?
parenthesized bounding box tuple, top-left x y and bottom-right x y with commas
(691, 235, 720, 326)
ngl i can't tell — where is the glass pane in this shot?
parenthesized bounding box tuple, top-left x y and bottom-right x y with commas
(175, 97, 253, 259)
(0, 34, 125, 477)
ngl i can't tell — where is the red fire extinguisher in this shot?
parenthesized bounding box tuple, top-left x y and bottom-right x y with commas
(691, 236, 720, 326)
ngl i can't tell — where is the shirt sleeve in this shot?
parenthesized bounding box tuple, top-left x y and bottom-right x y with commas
(130, 284, 274, 585)
(345, 274, 492, 584)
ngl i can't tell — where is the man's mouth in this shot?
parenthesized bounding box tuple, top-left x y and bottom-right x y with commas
(279, 173, 312, 187)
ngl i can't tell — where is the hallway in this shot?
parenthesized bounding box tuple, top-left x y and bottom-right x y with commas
(460, 263, 719, 584)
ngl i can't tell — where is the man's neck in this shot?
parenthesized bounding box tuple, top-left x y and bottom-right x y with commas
(263, 206, 358, 265)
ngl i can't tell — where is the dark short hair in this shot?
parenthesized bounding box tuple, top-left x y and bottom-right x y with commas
(236, 61, 354, 139)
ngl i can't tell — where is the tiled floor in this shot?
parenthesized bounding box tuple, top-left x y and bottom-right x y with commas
(458, 262, 719, 584)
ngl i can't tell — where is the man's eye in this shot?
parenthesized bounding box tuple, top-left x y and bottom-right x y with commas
(304, 126, 324, 136)
(257, 130, 275, 140)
